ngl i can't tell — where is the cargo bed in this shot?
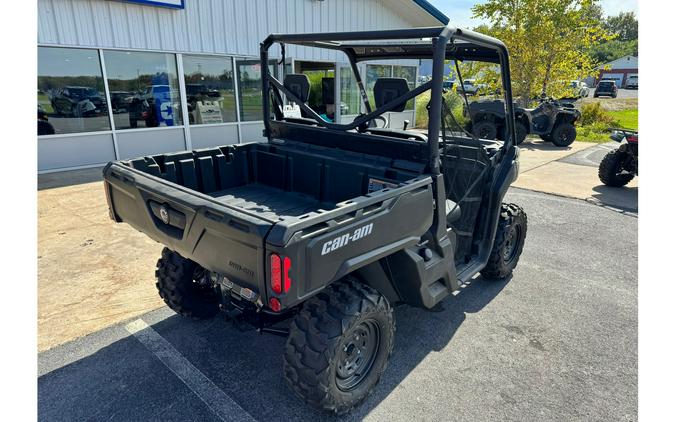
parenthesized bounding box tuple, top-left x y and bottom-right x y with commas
(103, 140, 434, 299)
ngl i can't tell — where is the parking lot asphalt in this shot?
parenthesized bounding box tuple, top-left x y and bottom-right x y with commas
(587, 87, 638, 99)
(38, 188, 637, 422)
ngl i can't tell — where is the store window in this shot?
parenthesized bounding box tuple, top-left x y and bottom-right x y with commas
(365, 64, 392, 107)
(236, 59, 278, 121)
(182, 55, 237, 125)
(38, 47, 110, 135)
(339, 66, 360, 116)
(393, 65, 417, 111)
(104, 50, 182, 130)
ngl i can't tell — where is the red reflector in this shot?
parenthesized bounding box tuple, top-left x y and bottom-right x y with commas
(283, 256, 292, 293)
(269, 297, 281, 312)
(270, 254, 282, 294)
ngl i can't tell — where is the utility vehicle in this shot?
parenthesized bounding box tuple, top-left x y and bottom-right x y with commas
(467, 97, 580, 146)
(599, 128, 638, 186)
(103, 26, 527, 414)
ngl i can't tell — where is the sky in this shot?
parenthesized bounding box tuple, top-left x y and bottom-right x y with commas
(430, 0, 639, 29)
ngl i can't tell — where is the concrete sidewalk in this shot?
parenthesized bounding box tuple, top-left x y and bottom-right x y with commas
(513, 140, 638, 212)
(38, 168, 164, 351)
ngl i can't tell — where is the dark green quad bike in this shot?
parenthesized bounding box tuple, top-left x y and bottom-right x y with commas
(467, 97, 580, 147)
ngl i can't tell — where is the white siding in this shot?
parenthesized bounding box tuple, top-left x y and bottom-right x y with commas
(38, 0, 434, 60)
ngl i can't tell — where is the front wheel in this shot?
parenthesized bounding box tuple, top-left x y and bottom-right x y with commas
(598, 150, 635, 187)
(551, 123, 577, 147)
(283, 278, 394, 414)
(481, 203, 528, 280)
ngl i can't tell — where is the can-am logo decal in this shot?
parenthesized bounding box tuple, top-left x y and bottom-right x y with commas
(321, 223, 374, 256)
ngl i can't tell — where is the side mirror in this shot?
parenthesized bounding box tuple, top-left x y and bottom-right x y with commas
(403, 120, 410, 130)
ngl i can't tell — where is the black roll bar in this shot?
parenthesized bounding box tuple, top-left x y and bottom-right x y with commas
(260, 24, 516, 174)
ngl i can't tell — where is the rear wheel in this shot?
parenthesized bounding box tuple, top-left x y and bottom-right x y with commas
(514, 121, 528, 145)
(283, 278, 394, 414)
(598, 150, 634, 187)
(551, 123, 576, 147)
(472, 120, 498, 140)
(155, 248, 220, 319)
(481, 203, 528, 280)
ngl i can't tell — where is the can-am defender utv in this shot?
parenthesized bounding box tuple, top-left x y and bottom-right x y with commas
(103, 25, 527, 414)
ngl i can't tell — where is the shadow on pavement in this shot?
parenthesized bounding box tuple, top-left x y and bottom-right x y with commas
(590, 184, 638, 213)
(38, 276, 510, 421)
(516, 140, 574, 152)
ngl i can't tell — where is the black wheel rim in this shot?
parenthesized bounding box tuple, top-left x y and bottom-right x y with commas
(559, 128, 572, 143)
(503, 224, 522, 264)
(336, 319, 381, 391)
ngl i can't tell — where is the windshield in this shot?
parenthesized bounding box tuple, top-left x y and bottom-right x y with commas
(598, 82, 614, 88)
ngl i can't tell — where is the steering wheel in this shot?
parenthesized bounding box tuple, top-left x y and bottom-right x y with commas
(355, 114, 389, 133)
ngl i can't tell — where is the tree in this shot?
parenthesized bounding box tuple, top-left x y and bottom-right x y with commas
(604, 11, 638, 41)
(471, 0, 612, 106)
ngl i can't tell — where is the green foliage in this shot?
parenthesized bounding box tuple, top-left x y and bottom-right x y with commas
(471, 0, 612, 106)
(576, 103, 637, 142)
(589, 11, 637, 64)
(415, 90, 468, 129)
(604, 11, 638, 41)
(590, 39, 638, 63)
(579, 102, 618, 126)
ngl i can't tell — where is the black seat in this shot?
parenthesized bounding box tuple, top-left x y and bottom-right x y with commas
(373, 78, 409, 112)
(284, 74, 310, 103)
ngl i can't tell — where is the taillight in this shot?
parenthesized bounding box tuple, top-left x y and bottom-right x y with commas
(270, 254, 282, 294)
(283, 256, 292, 293)
(270, 254, 292, 295)
(269, 297, 281, 312)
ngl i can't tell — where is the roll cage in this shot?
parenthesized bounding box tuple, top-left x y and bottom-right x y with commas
(260, 25, 517, 177)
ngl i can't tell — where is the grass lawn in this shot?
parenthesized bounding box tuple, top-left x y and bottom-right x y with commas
(576, 108, 638, 143)
(610, 108, 638, 130)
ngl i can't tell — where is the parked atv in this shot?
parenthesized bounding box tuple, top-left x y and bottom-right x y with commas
(598, 129, 638, 187)
(467, 97, 580, 147)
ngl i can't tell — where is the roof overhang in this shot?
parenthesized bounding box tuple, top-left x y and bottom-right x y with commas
(393, 0, 450, 27)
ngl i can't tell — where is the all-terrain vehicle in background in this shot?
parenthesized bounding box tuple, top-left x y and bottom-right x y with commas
(599, 128, 638, 186)
(103, 26, 527, 414)
(467, 97, 580, 147)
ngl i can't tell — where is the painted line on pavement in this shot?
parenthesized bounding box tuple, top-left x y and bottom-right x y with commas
(125, 319, 256, 422)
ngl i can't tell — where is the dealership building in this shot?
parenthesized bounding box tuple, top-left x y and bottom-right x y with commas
(37, 0, 447, 172)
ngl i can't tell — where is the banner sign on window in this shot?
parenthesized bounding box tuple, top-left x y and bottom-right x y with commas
(115, 0, 185, 9)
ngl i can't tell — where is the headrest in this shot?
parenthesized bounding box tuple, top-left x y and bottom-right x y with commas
(373, 78, 410, 112)
(284, 74, 310, 103)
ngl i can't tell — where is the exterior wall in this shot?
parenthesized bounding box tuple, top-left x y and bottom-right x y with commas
(597, 68, 638, 88)
(38, 0, 434, 172)
(38, 0, 421, 58)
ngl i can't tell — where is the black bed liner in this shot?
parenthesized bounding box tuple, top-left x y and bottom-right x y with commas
(212, 184, 334, 221)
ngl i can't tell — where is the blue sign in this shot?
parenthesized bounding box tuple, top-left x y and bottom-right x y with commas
(118, 0, 185, 9)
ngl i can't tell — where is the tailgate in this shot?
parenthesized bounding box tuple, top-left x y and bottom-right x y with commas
(103, 162, 273, 292)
